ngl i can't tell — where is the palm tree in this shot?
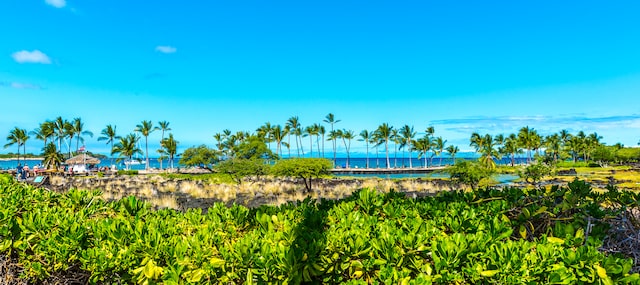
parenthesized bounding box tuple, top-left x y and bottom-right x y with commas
(53, 116, 70, 155)
(112, 133, 142, 170)
(156, 121, 172, 169)
(323, 113, 340, 164)
(97, 124, 121, 166)
(359, 130, 371, 168)
(286, 116, 302, 157)
(29, 121, 55, 154)
(317, 124, 326, 158)
(585, 132, 602, 161)
(135, 120, 155, 170)
(70, 117, 93, 153)
(257, 122, 273, 151)
(445, 145, 459, 165)
(391, 129, 400, 168)
(470, 133, 500, 169)
(4, 127, 29, 165)
(411, 136, 431, 168)
(160, 133, 179, 169)
(304, 125, 318, 157)
(434, 137, 446, 166)
(42, 142, 63, 170)
(213, 133, 225, 152)
(544, 134, 562, 163)
(340, 129, 355, 168)
(375, 123, 393, 169)
(371, 133, 381, 168)
(399, 125, 416, 168)
(271, 125, 289, 157)
(500, 134, 522, 166)
(328, 130, 341, 165)
(518, 126, 539, 164)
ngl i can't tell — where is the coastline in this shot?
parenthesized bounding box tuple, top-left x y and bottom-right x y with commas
(0, 158, 44, 161)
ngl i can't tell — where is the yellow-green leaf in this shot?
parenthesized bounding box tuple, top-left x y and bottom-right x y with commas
(547, 237, 564, 244)
(480, 270, 500, 277)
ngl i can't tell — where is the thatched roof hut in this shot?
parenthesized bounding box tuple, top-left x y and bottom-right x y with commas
(65, 154, 101, 165)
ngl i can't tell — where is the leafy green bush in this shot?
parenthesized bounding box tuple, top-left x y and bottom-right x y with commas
(0, 174, 638, 284)
(116, 169, 138, 176)
(270, 158, 332, 191)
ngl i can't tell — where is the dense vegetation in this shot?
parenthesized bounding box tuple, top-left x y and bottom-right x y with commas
(6, 114, 640, 173)
(1, 174, 638, 284)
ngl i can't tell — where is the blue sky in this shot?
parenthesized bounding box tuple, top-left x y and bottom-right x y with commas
(2, 0, 640, 155)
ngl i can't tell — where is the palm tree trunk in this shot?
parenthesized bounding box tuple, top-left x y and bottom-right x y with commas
(145, 138, 149, 170)
(409, 148, 413, 168)
(309, 136, 313, 157)
(365, 142, 369, 169)
(385, 140, 390, 169)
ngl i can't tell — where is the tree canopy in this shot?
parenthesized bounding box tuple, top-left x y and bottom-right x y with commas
(179, 145, 219, 170)
(270, 158, 332, 191)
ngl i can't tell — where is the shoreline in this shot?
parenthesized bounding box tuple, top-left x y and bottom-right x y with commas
(0, 157, 44, 161)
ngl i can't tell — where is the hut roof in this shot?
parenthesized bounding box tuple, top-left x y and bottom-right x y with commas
(65, 154, 101, 165)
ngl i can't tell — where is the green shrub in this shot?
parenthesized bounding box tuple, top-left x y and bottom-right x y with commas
(116, 169, 138, 176)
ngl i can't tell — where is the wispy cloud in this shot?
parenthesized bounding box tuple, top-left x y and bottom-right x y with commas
(0, 81, 43, 90)
(45, 0, 66, 8)
(155, 46, 177, 54)
(431, 115, 640, 136)
(11, 50, 51, 64)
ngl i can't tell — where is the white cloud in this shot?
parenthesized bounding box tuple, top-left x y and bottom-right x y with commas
(45, 0, 66, 8)
(11, 50, 51, 64)
(0, 81, 42, 89)
(155, 46, 177, 54)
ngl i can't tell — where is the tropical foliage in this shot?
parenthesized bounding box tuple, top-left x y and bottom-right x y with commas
(270, 158, 333, 191)
(0, 176, 638, 284)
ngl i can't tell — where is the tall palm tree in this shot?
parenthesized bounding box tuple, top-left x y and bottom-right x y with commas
(411, 136, 431, 168)
(371, 133, 381, 168)
(471, 133, 500, 169)
(135, 120, 155, 170)
(97, 124, 121, 166)
(4, 127, 29, 165)
(112, 133, 142, 170)
(286, 116, 302, 157)
(375, 123, 393, 169)
(156, 121, 172, 168)
(399, 125, 416, 168)
(434, 137, 446, 166)
(323, 113, 340, 164)
(445, 145, 459, 165)
(500, 133, 522, 166)
(318, 124, 326, 158)
(53, 116, 70, 155)
(271, 125, 289, 158)
(257, 122, 273, 151)
(304, 125, 318, 157)
(544, 134, 562, 163)
(71, 117, 93, 153)
(213, 133, 225, 152)
(29, 121, 55, 154)
(391, 129, 400, 168)
(328, 130, 341, 165)
(359, 130, 371, 168)
(518, 126, 539, 164)
(160, 133, 179, 169)
(585, 132, 602, 161)
(341, 129, 355, 168)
